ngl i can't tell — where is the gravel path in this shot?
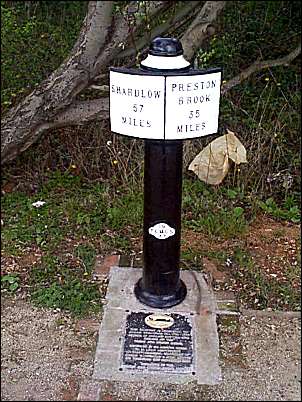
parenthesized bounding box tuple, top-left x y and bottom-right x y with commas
(90, 313, 301, 401)
(1, 294, 301, 401)
(208, 313, 301, 401)
(1, 294, 100, 401)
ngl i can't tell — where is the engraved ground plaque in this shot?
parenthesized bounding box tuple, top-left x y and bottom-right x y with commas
(120, 311, 194, 374)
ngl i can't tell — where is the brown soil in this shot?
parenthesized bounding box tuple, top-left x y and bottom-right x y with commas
(183, 214, 299, 268)
(181, 215, 301, 309)
(1, 214, 301, 401)
(2, 215, 300, 308)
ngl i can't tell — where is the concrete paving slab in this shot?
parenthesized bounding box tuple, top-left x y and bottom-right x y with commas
(93, 266, 221, 385)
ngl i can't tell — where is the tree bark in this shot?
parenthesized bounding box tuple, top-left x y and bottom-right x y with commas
(117, 1, 201, 60)
(2, 0, 298, 166)
(1, 1, 117, 164)
(1, 1, 193, 165)
(181, 1, 226, 60)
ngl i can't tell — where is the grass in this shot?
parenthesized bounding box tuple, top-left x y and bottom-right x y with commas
(29, 253, 101, 317)
(1, 171, 143, 316)
(186, 207, 247, 239)
(230, 247, 301, 311)
(1, 171, 300, 313)
(107, 192, 143, 233)
(2, 173, 254, 256)
(1, 172, 135, 255)
(183, 178, 250, 238)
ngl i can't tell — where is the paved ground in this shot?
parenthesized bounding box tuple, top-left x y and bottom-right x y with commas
(1, 292, 300, 401)
(92, 267, 221, 386)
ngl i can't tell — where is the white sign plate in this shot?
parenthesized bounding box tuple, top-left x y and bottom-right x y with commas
(110, 71, 165, 139)
(165, 72, 221, 139)
(110, 70, 221, 140)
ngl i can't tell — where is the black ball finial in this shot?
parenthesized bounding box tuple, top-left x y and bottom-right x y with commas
(149, 37, 183, 57)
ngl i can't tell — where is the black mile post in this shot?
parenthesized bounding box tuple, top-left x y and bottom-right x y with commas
(134, 38, 190, 308)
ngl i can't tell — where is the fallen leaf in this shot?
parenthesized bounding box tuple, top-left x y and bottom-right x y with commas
(224, 129, 247, 164)
(188, 130, 247, 185)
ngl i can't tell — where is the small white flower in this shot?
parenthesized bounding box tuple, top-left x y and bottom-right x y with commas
(32, 201, 46, 208)
(225, 258, 233, 267)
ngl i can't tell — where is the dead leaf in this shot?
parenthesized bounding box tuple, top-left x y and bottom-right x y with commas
(224, 129, 247, 164)
(188, 130, 247, 185)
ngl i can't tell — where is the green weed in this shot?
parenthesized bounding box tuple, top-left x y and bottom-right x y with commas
(102, 233, 131, 253)
(1, 273, 20, 292)
(187, 207, 247, 239)
(75, 244, 97, 273)
(1, 172, 108, 255)
(205, 250, 229, 264)
(258, 196, 300, 223)
(29, 254, 101, 317)
(1, 2, 86, 113)
(1, 190, 67, 254)
(31, 280, 100, 316)
(106, 191, 143, 233)
(231, 247, 300, 310)
(1, 170, 299, 315)
(180, 248, 203, 269)
(41, 170, 82, 192)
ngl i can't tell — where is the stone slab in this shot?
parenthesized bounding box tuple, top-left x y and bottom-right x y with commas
(93, 266, 221, 385)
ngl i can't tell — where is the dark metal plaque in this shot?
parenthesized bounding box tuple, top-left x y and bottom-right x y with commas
(120, 312, 194, 374)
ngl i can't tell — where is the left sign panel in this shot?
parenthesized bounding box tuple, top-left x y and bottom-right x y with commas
(110, 71, 165, 139)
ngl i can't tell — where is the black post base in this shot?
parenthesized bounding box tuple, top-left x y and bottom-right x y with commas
(134, 278, 187, 309)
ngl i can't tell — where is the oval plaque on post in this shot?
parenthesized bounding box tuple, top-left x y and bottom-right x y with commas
(148, 223, 175, 240)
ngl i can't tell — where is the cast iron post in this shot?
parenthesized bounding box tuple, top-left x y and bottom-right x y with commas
(134, 38, 190, 308)
(110, 37, 221, 309)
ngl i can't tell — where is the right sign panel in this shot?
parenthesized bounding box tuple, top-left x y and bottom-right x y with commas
(165, 72, 221, 140)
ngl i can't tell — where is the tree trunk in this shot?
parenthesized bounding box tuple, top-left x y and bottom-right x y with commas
(1, 1, 227, 165)
(1, 1, 116, 164)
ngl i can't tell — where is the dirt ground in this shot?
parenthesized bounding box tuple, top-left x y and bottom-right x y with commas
(1, 294, 99, 401)
(181, 215, 301, 310)
(1, 292, 301, 401)
(1, 216, 301, 400)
